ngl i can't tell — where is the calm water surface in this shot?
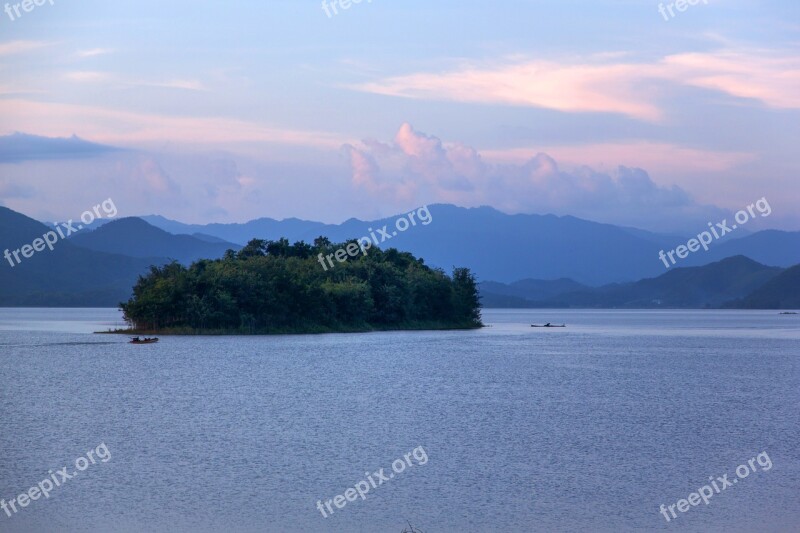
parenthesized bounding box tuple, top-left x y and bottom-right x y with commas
(0, 308, 798, 532)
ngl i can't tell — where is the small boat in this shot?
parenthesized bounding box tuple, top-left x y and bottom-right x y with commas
(129, 337, 159, 344)
(779, 312, 798, 315)
(531, 323, 566, 328)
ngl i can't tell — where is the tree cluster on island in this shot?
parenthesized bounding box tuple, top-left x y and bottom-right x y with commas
(119, 237, 483, 334)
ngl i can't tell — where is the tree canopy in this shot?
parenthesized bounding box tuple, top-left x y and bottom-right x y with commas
(120, 238, 483, 334)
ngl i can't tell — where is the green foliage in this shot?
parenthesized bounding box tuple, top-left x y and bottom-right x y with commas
(120, 239, 483, 334)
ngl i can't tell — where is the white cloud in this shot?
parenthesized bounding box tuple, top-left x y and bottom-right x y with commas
(482, 142, 757, 177)
(0, 40, 52, 56)
(63, 71, 113, 83)
(76, 48, 114, 58)
(344, 124, 729, 232)
(141, 79, 208, 91)
(60, 71, 207, 92)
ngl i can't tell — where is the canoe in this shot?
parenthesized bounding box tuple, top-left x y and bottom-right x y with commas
(531, 324, 566, 328)
(130, 337, 159, 344)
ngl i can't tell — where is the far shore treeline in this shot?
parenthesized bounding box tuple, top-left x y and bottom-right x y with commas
(119, 237, 483, 334)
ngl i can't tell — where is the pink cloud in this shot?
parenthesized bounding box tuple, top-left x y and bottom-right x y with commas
(355, 47, 800, 121)
(0, 99, 348, 149)
(344, 124, 729, 232)
(663, 51, 800, 109)
(358, 61, 663, 121)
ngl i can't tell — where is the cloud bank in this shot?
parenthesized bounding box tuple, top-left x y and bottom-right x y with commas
(344, 124, 728, 232)
(0, 132, 122, 163)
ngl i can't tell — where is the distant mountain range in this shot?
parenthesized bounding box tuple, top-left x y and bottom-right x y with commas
(69, 217, 241, 265)
(480, 256, 790, 309)
(141, 205, 800, 285)
(0, 204, 797, 307)
(479, 279, 589, 308)
(0, 207, 152, 306)
(723, 263, 800, 309)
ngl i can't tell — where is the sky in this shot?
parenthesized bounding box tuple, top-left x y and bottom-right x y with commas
(0, 0, 798, 233)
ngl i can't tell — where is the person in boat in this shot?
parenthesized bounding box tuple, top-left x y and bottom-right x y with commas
(544, 322, 551, 327)
(132, 336, 141, 342)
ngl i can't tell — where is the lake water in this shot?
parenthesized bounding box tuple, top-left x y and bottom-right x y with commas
(0, 308, 798, 532)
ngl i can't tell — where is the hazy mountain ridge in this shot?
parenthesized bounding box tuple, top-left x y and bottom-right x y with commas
(724, 264, 800, 309)
(142, 205, 800, 285)
(69, 217, 241, 264)
(480, 278, 589, 303)
(480, 256, 791, 309)
(2, 205, 798, 307)
(678, 230, 800, 270)
(0, 207, 156, 306)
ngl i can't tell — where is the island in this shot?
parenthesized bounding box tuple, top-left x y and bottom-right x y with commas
(116, 237, 483, 334)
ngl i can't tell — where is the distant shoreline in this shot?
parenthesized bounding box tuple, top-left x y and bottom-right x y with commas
(97, 321, 483, 336)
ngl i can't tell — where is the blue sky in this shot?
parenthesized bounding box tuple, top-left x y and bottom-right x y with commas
(0, 0, 798, 232)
